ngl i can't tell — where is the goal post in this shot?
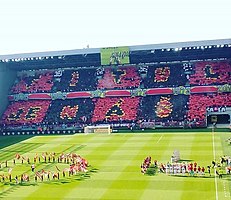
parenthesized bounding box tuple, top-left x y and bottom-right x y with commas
(84, 125, 112, 134)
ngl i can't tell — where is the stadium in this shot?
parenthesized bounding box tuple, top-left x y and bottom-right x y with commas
(0, 39, 231, 200)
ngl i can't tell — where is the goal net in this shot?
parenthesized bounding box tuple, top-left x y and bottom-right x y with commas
(84, 125, 111, 134)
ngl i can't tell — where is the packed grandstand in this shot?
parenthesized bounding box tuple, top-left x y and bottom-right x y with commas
(0, 39, 230, 134)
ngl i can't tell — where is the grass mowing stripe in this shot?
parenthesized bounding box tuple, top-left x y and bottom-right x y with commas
(0, 143, 44, 162)
(101, 134, 155, 200)
(180, 134, 212, 200)
(220, 134, 231, 198)
(64, 135, 136, 200)
(0, 142, 58, 197)
(0, 132, 230, 200)
(0, 143, 43, 154)
(25, 135, 120, 200)
(0, 135, 33, 150)
(146, 134, 185, 199)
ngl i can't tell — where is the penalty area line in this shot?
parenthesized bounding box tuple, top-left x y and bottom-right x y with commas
(157, 135, 163, 144)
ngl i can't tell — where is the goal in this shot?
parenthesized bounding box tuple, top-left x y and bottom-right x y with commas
(84, 125, 112, 134)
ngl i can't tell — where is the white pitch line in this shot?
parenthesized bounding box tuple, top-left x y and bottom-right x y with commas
(223, 179, 230, 198)
(157, 135, 163, 144)
(212, 131, 219, 200)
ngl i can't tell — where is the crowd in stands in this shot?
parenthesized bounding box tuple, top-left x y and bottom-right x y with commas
(10, 66, 142, 94)
(139, 95, 188, 124)
(189, 61, 231, 86)
(97, 66, 141, 89)
(44, 99, 94, 126)
(1, 100, 51, 126)
(9, 61, 231, 96)
(1, 92, 229, 129)
(187, 93, 231, 127)
(52, 68, 98, 92)
(143, 64, 188, 88)
(91, 97, 140, 123)
(11, 72, 54, 94)
(1, 60, 230, 131)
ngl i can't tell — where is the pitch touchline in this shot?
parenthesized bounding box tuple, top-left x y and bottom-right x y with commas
(212, 131, 219, 200)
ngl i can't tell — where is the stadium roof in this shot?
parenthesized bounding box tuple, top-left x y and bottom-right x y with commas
(0, 38, 231, 70)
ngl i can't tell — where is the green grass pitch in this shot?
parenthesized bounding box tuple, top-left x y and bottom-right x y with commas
(0, 131, 230, 200)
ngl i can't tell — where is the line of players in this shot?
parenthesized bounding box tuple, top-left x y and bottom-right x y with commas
(141, 155, 231, 177)
(159, 162, 206, 176)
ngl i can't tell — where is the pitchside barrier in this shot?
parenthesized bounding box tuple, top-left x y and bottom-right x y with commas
(0, 129, 83, 136)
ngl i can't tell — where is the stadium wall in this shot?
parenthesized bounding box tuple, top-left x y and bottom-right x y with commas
(0, 64, 16, 116)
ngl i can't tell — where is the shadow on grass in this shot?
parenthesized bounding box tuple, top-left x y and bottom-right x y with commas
(171, 174, 215, 179)
(42, 168, 99, 185)
(2, 182, 38, 186)
(0, 167, 99, 187)
(0, 182, 35, 200)
(145, 165, 158, 176)
(0, 135, 34, 150)
(178, 159, 194, 162)
(41, 169, 99, 185)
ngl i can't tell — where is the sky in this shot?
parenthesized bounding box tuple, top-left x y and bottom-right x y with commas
(0, 0, 230, 55)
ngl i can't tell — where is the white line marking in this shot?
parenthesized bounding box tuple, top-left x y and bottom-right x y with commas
(157, 135, 163, 144)
(223, 181, 230, 198)
(212, 131, 219, 200)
